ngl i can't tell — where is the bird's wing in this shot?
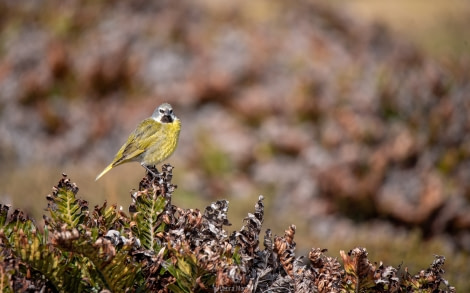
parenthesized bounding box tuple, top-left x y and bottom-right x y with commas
(134, 118, 162, 148)
(112, 118, 162, 166)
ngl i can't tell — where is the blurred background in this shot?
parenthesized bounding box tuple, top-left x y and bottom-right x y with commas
(1, 0, 469, 289)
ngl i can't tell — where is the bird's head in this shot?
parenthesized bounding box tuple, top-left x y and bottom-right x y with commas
(152, 103, 177, 123)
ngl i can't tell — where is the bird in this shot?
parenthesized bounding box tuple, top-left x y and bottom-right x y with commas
(95, 103, 181, 181)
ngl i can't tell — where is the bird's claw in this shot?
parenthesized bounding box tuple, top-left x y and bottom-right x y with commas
(142, 164, 159, 178)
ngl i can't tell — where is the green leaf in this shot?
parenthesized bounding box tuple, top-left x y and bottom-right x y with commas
(131, 190, 167, 252)
(46, 175, 88, 230)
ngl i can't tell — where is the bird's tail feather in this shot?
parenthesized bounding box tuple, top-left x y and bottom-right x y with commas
(95, 164, 113, 181)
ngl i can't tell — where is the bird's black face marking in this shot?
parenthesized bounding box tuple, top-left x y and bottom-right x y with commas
(161, 115, 173, 123)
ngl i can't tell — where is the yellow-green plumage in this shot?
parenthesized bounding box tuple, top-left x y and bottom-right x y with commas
(96, 103, 181, 181)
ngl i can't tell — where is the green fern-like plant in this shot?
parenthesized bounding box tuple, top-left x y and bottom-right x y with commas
(53, 230, 140, 291)
(47, 175, 143, 292)
(0, 165, 457, 292)
(163, 249, 216, 293)
(46, 176, 87, 230)
(1, 175, 145, 292)
(0, 205, 74, 292)
(130, 189, 167, 252)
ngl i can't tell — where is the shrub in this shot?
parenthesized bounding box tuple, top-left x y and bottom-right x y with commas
(0, 165, 455, 292)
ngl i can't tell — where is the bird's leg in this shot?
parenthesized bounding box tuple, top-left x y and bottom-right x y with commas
(141, 163, 159, 178)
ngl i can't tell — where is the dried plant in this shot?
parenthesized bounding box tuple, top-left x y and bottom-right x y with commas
(0, 165, 456, 292)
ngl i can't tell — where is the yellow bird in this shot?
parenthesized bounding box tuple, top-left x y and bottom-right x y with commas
(96, 103, 181, 181)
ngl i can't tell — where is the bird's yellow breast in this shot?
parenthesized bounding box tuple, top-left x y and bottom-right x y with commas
(142, 118, 181, 165)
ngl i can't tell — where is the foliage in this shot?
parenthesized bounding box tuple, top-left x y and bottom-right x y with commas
(0, 164, 456, 292)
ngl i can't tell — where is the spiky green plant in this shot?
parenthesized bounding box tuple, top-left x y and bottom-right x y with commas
(0, 164, 457, 292)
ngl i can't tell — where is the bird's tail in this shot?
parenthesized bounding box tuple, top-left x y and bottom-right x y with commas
(95, 163, 113, 181)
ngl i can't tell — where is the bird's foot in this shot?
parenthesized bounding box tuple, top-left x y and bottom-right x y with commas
(142, 164, 159, 178)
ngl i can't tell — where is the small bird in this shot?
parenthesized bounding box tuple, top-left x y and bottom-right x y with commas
(96, 103, 181, 181)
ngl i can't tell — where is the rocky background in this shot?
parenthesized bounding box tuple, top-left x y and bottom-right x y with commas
(1, 0, 469, 289)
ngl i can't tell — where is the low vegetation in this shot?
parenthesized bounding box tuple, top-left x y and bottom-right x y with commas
(0, 165, 455, 292)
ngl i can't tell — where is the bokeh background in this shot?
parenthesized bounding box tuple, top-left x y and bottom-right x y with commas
(1, 0, 469, 289)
